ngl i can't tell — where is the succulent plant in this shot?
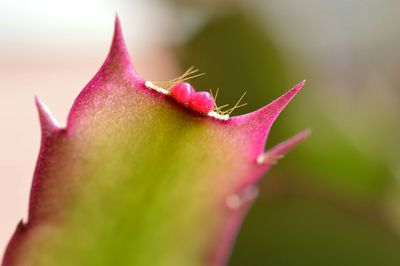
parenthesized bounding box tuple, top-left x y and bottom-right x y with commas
(2, 17, 309, 266)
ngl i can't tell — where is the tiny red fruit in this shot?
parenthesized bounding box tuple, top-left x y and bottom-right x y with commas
(170, 82, 195, 105)
(189, 91, 215, 114)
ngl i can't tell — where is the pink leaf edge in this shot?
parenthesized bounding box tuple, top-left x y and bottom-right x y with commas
(2, 16, 310, 266)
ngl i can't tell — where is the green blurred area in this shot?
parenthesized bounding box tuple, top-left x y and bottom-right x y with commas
(171, 2, 400, 265)
(231, 195, 400, 266)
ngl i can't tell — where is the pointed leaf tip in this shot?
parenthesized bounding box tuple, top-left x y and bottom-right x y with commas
(233, 80, 305, 125)
(257, 129, 311, 165)
(66, 16, 145, 129)
(107, 16, 130, 64)
(2, 221, 27, 266)
(113, 15, 124, 49)
(266, 80, 305, 117)
(229, 81, 305, 155)
(35, 97, 61, 137)
(94, 15, 132, 74)
(101, 16, 143, 87)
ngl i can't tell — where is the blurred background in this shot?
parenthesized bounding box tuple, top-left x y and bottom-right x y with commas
(1, 0, 400, 265)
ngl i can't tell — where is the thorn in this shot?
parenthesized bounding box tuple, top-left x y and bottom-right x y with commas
(229, 81, 306, 150)
(257, 129, 311, 165)
(110, 15, 129, 59)
(102, 15, 144, 87)
(35, 96, 61, 137)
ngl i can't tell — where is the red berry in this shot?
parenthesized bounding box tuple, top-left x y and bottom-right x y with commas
(170, 82, 195, 105)
(189, 91, 215, 114)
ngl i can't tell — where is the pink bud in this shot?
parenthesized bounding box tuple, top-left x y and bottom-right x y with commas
(170, 82, 195, 105)
(189, 91, 215, 114)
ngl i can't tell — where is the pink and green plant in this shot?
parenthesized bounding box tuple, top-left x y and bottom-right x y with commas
(2, 17, 309, 266)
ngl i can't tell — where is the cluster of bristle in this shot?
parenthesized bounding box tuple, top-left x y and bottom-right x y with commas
(210, 88, 247, 117)
(145, 67, 247, 120)
(152, 67, 205, 88)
